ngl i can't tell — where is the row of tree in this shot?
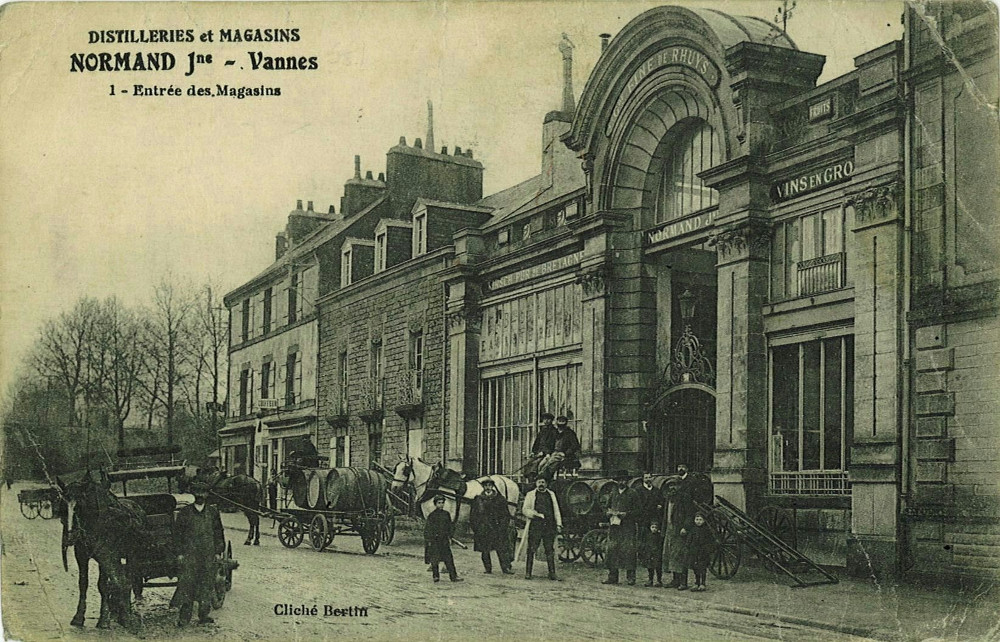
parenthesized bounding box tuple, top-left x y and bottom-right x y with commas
(3, 278, 229, 480)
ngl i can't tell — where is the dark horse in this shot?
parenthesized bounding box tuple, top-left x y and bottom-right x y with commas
(57, 469, 145, 633)
(181, 471, 263, 545)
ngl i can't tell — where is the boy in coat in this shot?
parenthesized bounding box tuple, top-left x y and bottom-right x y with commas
(687, 512, 714, 591)
(424, 495, 463, 582)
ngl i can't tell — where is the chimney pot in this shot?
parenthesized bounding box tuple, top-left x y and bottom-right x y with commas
(600, 33, 611, 51)
(329, 205, 336, 215)
(365, 170, 373, 180)
(466, 149, 474, 159)
(296, 199, 303, 210)
(441, 146, 448, 155)
(454, 145, 462, 155)
(307, 200, 314, 211)
(414, 137, 423, 149)
(399, 136, 407, 146)
(377, 172, 385, 182)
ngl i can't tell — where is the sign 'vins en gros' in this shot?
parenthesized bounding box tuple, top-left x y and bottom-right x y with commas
(771, 159, 854, 203)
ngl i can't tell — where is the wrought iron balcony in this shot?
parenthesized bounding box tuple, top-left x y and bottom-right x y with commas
(797, 252, 844, 296)
(392, 369, 423, 418)
(357, 377, 384, 421)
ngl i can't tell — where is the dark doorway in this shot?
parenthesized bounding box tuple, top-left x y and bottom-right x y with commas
(647, 387, 716, 474)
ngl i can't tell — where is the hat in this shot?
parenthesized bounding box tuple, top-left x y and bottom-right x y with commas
(191, 482, 210, 495)
(555, 415, 569, 424)
(480, 479, 496, 488)
(612, 469, 631, 482)
(433, 494, 446, 503)
(540, 412, 555, 420)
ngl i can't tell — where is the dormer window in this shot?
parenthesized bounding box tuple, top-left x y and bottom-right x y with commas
(341, 248, 352, 287)
(375, 231, 387, 273)
(413, 212, 427, 256)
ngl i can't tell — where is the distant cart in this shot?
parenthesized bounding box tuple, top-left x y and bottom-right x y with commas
(17, 487, 59, 520)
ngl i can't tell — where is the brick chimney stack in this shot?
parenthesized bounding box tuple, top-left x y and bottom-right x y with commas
(559, 33, 575, 114)
(426, 100, 435, 155)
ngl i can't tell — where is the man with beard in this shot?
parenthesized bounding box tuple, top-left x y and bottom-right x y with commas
(602, 470, 640, 586)
(172, 482, 225, 626)
(517, 476, 563, 581)
(470, 479, 513, 574)
(662, 463, 696, 590)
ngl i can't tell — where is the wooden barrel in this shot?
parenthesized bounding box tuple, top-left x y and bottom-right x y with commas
(324, 468, 387, 512)
(308, 469, 330, 509)
(288, 468, 309, 509)
(561, 480, 596, 517)
(593, 479, 618, 513)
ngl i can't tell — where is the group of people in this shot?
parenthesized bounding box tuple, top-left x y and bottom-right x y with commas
(603, 464, 713, 592)
(424, 460, 712, 592)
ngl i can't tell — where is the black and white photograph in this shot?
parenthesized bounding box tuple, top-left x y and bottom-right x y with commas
(1, 1, 998, 640)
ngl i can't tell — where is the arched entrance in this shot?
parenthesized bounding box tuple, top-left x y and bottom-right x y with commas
(646, 384, 716, 474)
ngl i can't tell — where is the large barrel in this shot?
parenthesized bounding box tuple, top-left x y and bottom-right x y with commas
(593, 478, 619, 513)
(561, 480, 596, 517)
(324, 467, 388, 512)
(308, 469, 330, 509)
(287, 468, 309, 509)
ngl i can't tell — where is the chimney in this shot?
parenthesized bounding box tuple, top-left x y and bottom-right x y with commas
(559, 33, 575, 114)
(377, 172, 385, 182)
(415, 137, 423, 149)
(354, 155, 361, 179)
(307, 200, 314, 211)
(296, 199, 303, 210)
(365, 170, 373, 180)
(399, 136, 407, 146)
(275, 232, 288, 260)
(454, 145, 462, 155)
(441, 146, 449, 155)
(426, 100, 435, 155)
(328, 205, 336, 215)
(600, 33, 611, 52)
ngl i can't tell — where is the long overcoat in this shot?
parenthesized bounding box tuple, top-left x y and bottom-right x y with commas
(605, 486, 640, 571)
(170, 503, 224, 609)
(662, 477, 696, 574)
(635, 484, 664, 569)
(470, 491, 511, 554)
(424, 507, 454, 564)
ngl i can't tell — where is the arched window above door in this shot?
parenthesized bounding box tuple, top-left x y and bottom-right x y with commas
(655, 119, 721, 224)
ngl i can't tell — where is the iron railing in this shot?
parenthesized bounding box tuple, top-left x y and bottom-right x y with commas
(797, 252, 844, 296)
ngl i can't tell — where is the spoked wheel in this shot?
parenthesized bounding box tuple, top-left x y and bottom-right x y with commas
(558, 533, 582, 562)
(580, 529, 607, 568)
(38, 500, 54, 520)
(277, 515, 303, 549)
(361, 521, 381, 555)
(309, 514, 330, 552)
(212, 543, 234, 609)
(708, 515, 742, 579)
(755, 505, 796, 548)
(20, 502, 38, 519)
(380, 513, 396, 545)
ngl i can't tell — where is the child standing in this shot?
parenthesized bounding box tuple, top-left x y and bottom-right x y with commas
(425, 495, 463, 583)
(687, 512, 714, 591)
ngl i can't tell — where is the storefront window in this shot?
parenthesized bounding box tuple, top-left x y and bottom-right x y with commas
(655, 119, 720, 223)
(769, 336, 853, 495)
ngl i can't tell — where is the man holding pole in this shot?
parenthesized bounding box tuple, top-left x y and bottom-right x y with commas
(516, 476, 562, 581)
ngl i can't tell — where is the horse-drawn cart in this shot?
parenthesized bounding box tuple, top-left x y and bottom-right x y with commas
(274, 465, 396, 554)
(18, 486, 59, 520)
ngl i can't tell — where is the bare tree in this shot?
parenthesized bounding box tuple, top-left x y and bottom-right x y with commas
(30, 297, 100, 424)
(146, 278, 196, 444)
(88, 298, 144, 450)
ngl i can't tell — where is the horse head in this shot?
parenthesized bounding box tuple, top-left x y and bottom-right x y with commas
(389, 458, 413, 492)
(57, 468, 109, 572)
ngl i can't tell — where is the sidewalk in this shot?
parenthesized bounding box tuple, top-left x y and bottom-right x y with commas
(225, 512, 999, 641)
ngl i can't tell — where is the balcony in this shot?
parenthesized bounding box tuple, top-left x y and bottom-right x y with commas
(357, 377, 384, 423)
(797, 252, 844, 296)
(324, 393, 349, 429)
(769, 471, 850, 496)
(392, 369, 424, 418)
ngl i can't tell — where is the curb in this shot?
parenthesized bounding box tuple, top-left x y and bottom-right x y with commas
(224, 520, 891, 640)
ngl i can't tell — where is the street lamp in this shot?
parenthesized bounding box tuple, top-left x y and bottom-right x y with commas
(679, 289, 696, 328)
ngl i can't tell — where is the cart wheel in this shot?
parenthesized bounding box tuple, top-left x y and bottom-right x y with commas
(755, 505, 796, 549)
(212, 563, 227, 609)
(225, 541, 234, 591)
(580, 529, 607, 568)
(20, 501, 38, 520)
(277, 516, 303, 548)
(38, 500, 54, 520)
(309, 514, 330, 552)
(558, 534, 582, 562)
(381, 513, 396, 546)
(708, 516, 742, 579)
(361, 521, 381, 555)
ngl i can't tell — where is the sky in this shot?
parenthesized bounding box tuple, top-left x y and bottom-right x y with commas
(0, 0, 903, 394)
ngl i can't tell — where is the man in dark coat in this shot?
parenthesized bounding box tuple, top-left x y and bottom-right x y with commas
(635, 471, 665, 586)
(470, 479, 513, 574)
(171, 482, 225, 626)
(424, 495, 463, 582)
(538, 416, 582, 480)
(662, 463, 696, 590)
(525, 412, 557, 480)
(602, 470, 641, 585)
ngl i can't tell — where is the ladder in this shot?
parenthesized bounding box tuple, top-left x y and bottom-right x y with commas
(705, 496, 839, 588)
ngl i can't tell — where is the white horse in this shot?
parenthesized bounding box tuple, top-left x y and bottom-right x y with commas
(390, 456, 520, 525)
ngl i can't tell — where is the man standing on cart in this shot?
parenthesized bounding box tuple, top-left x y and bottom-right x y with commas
(172, 482, 225, 626)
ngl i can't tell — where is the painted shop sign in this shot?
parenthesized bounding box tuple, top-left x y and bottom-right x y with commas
(607, 47, 719, 134)
(487, 252, 581, 291)
(771, 159, 854, 203)
(646, 209, 715, 245)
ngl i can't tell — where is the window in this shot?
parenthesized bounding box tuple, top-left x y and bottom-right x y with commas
(411, 331, 423, 390)
(284, 350, 300, 406)
(241, 298, 250, 342)
(341, 248, 352, 287)
(338, 350, 349, 415)
(260, 359, 272, 400)
(239, 367, 250, 416)
(262, 287, 273, 334)
(656, 119, 721, 223)
(769, 336, 854, 495)
(413, 212, 426, 256)
(368, 430, 383, 466)
(375, 231, 386, 273)
(333, 434, 350, 467)
(372, 341, 384, 405)
(771, 206, 854, 299)
(288, 272, 298, 324)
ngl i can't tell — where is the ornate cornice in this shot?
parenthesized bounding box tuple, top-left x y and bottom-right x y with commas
(709, 219, 771, 263)
(575, 264, 608, 297)
(847, 181, 901, 226)
(446, 304, 482, 334)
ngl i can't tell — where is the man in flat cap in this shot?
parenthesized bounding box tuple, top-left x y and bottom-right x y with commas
(538, 415, 581, 481)
(470, 478, 513, 574)
(603, 470, 640, 585)
(172, 482, 225, 626)
(425, 495, 462, 583)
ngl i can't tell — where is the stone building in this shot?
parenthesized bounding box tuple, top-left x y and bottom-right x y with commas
(221, 3, 999, 584)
